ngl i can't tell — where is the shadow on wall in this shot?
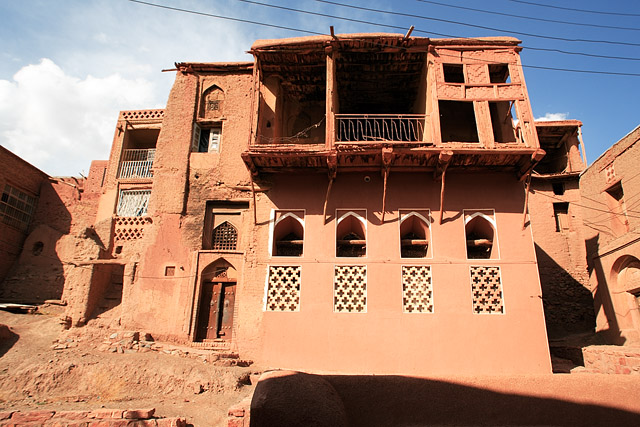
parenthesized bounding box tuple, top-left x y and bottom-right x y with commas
(535, 243, 595, 339)
(585, 234, 626, 345)
(0, 323, 18, 358)
(251, 371, 640, 427)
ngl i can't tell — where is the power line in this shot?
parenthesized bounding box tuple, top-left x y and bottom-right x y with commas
(239, 0, 640, 62)
(416, 0, 640, 31)
(312, 0, 640, 47)
(506, 0, 640, 17)
(127, 0, 640, 76)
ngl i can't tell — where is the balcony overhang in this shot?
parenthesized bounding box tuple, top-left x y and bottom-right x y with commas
(242, 145, 544, 179)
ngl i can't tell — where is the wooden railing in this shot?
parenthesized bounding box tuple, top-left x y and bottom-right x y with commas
(335, 114, 427, 143)
(118, 149, 155, 179)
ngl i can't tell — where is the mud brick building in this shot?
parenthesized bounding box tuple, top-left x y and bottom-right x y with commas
(36, 33, 550, 376)
(581, 125, 640, 346)
(528, 121, 594, 339)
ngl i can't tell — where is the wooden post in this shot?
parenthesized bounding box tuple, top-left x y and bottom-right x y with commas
(323, 176, 334, 224)
(522, 173, 532, 230)
(250, 175, 257, 226)
(382, 168, 389, 223)
(439, 164, 448, 225)
(577, 126, 588, 166)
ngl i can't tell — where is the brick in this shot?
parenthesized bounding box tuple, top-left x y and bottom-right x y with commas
(227, 418, 244, 427)
(156, 418, 186, 427)
(89, 409, 123, 419)
(124, 420, 157, 426)
(123, 409, 155, 420)
(228, 408, 245, 417)
(53, 410, 91, 420)
(10, 410, 55, 423)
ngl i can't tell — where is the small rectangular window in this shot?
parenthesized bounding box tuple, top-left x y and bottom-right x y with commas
(443, 64, 464, 83)
(164, 266, 176, 276)
(439, 101, 479, 143)
(116, 189, 151, 217)
(552, 182, 565, 195)
(488, 64, 510, 83)
(0, 184, 36, 231)
(553, 202, 569, 233)
(605, 181, 629, 235)
(489, 101, 517, 143)
(192, 124, 221, 152)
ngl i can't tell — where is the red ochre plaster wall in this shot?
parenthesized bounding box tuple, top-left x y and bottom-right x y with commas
(240, 171, 551, 375)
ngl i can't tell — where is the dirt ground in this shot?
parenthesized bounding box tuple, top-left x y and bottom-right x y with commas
(0, 306, 259, 427)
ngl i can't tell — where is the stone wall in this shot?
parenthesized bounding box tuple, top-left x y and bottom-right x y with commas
(0, 408, 185, 426)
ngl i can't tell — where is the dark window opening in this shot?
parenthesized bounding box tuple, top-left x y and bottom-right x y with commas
(32, 241, 44, 256)
(439, 101, 479, 143)
(489, 101, 517, 143)
(553, 202, 569, 233)
(400, 211, 430, 258)
(489, 64, 510, 83)
(194, 125, 221, 152)
(212, 221, 238, 251)
(273, 211, 304, 257)
(337, 210, 366, 257)
(605, 181, 629, 235)
(465, 213, 496, 259)
(443, 64, 465, 83)
(165, 266, 176, 276)
(552, 182, 565, 195)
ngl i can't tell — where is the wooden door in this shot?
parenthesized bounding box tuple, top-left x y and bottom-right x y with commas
(218, 283, 236, 340)
(196, 282, 235, 341)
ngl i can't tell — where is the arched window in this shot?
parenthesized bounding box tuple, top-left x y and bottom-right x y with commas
(200, 85, 225, 118)
(400, 210, 431, 258)
(464, 211, 498, 259)
(272, 211, 304, 256)
(212, 221, 237, 251)
(336, 210, 367, 257)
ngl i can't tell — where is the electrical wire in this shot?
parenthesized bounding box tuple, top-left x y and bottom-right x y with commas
(312, 0, 640, 47)
(505, 0, 640, 18)
(238, 0, 640, 62)
(127, 0, 640, 76)
(415, 0, 640, 31)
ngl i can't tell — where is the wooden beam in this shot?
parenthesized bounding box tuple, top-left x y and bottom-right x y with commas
(323, 175, 335, 224)
(403, 26, 415, 41)
(577, 126, 588, 166)
(382, 167, 389, 223)
(522, 173, 532, 230)
(250, 174, 257, 226)
(439, 163, 449, 225)
(518, 149, 545, 181)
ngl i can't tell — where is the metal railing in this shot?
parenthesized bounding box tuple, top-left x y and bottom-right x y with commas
(335, 114, 426, 143)
(118, 149, 155, 179)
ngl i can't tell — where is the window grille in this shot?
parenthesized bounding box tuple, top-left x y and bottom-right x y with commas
(116, 189, 150, 217)
(212, 221, 237, 251)
(0, 185, 36, 231)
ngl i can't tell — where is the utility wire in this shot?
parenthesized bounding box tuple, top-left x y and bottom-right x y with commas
(239, 0, 640, 62)
(127, 0, 640, 76)
(415, 0, 640, 31)
(313, 0, 640, 47)
(506, 0, 640, 17)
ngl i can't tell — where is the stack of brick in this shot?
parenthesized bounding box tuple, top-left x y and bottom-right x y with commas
(582, 346, 640, 374)
(0, 408, 185, 426)
(227, 395, 252, 427)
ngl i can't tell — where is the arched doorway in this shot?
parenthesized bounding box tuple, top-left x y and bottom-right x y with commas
(196, 259, 237, 342)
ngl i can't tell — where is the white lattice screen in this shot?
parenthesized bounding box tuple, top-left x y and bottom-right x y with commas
(116, 189, 151, 217)
(402, 266, 433, 313)
(334, 265, 367, 313)
(266, 266, 301, 312)
(470, 266, 504, 314)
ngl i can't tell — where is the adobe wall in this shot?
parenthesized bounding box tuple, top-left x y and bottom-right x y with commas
(529, 178, 594, 338)
(0, 146, 49, 284)
(234, 171, 551, 375)
(580, 126, 640, 345)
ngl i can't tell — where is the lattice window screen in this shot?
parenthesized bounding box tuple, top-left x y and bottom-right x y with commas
(470, 266, 504, 314)
(0, 184, 36, 231)
(334, 265, 367, 313)
(402, 266, 433, 313)
(212, 221, 237, 250)
(116, 189, 150, 217)
(266, 266, 301, 312)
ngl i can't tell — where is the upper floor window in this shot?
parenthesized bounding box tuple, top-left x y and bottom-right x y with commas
(443, 64, 464, 83)
(488, 64, 510, 84)
(605, 181, 629, 236)
(212, 221, 238, 251)
(336, 210, 367, 257)
(116, 189, 150, 217)
(400, 210, 431, 258)
(192, 124, 221, 153)
(553, 202, 570, 233)
(0, 184, 36, 231)
(464, 210, 499, 259)
(272, 210, 304, 257)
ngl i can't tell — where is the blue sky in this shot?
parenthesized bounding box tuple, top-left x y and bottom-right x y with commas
(1, 0, 638, 176)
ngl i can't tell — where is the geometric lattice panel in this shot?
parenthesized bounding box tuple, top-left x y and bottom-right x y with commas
(212, 221, 238, 251)
(266, 266, 301, 312)
(334, 265, 367, 313)
(470, 266, 504, 314)
(402, 266, 433, 313)
(114, 216, 152, 241)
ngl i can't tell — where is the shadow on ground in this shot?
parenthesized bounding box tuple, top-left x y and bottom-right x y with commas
(0, 323, 18, 358)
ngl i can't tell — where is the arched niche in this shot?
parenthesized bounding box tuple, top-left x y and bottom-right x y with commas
(200, 85, 225, 119)
(336, 210, 367, 257)
(464, 211, 498, 259)
(612, 255, 640, 294)
(400, 210, 431, 258)
(273, 211, 304, 257)
(201, 258, 237, 282)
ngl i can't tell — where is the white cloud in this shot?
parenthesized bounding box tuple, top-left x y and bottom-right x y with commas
(535, 112, 569, 122)
(0, 59, 157, 176)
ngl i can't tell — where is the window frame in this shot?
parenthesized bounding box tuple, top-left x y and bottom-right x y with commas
(335, 209, 368, 258)
(463, 209, 500, 260)
(115, 188, 151, 217)
(269, 209, 306, 258)
(398, 209, 433, 259)
(0, 184, 37, 231)
(192, 123, 222, 153)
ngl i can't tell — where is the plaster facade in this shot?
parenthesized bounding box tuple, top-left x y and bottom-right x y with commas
(580, 125, 640, 346)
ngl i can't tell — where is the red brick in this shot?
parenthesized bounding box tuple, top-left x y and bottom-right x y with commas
(90, 409, 123, 419)
(228, 408, 245, 417)
(53, 410, 91, 420)
(123, 408, 155, 419)
(156, 418, 186, 427)
(227, 418, 244, 427)
(10, 410, 54, 423)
